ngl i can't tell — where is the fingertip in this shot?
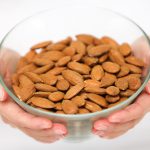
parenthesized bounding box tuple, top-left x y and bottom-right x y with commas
(108, 111, 125, 123)
(52, 123, 67, 135)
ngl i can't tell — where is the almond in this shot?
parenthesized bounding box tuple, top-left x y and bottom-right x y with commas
(35, 83, 57, 92)
(106, 86, 120, 96)
(56, 79, 70, 91)
(31, 41, 52, 50)
(40, 74, 57, 85)
(48, 91, 64, 102)
(71, 96, 85, 107)
(102, 62, 120, 73)
(56, 56, 71, 66)
(119, 43, 132, 56)
(91, 65, 104, 80)
(85, 101, 102, 112)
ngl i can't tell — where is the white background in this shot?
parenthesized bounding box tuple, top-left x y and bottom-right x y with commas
(0, 0, 150, 150)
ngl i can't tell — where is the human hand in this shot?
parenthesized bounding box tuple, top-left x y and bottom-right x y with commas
(93, 83, 150, 139)
(0, 49, 67, 143)
(93, 36, 150, 139)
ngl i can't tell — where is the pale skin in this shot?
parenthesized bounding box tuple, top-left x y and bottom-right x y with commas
(0, 37, 150, 142)
(0, 50, 67, 143)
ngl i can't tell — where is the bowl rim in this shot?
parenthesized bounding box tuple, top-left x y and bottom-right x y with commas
(0, 5, 150, 119)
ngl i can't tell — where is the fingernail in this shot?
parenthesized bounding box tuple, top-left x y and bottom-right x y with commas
(95, 124, 108, 131)
(109, 116, 121, 123)
(55, 129, 66, 135)
(0, 85, 5, 101)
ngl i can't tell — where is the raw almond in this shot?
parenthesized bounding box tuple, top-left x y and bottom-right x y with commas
(99, 54, 108, 63)
(71, 41, 86, 55)
(72, 54, 83, 61)
(87, 45, 110, 57)
(120, 89, 135, 97)
(128, 77, 141, 90)
(87, 93, 108, 107)
(56, 56, 71, 66)
(82, 56, 98, 66)
(125, 56, 145, 67)
(33, 64, 53, 74)
(64, 83, 84, 99)
(79, 108, 90, 114)
(91, 65, 104, 80)
(115, 78, 128, 90)
(76, 34, 95, 45)
(68, 61, 91, 75)
(30, 97, 55, 109)
(46, 43, 66, 51)
(48, 91, 64, 102)
(106, 86, 120, 96)
(119, 43, 132, 56)
(62, 69, 83, 85)
(34, 92, 51, 98)
(71, 96, 85, 107)
(125, 64, 142, 74)
(85, 101, 102, 112)
(102, 62, 120, 73)
(84, 79, 100, 87)
(32, 57, 54, 66)
(62, 100, 78, 114)
(31, 41, 52, 50)
(105, 95, 120, 103)
(63, 46, 76, 56)
(56, 79, 70, 91)
(84, 86, 106, 95)
(40, 74, 57, 85)
(35, 83, 57, 92)
(46, 67, 66, 75)
(55, 102, 62, 110)
(117, 65, 130, 77)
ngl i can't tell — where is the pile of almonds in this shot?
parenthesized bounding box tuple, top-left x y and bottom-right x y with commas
(11, 34, 145, 114)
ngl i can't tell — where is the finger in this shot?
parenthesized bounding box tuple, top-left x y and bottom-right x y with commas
(0, 84, 8, 101)
(0, 99, 52, 130)
(145, 80, 150, 94)
(1, 115, 16, 128)
(108, 93, 149, 123)
(19, 123, 67, 137)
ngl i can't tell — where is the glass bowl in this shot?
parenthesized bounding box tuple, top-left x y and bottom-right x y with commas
(0, 6, 150, 143)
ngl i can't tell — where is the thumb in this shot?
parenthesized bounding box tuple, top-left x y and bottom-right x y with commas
(0, 84, 8, 101)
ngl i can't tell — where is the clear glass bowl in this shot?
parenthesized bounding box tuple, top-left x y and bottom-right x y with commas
(0, 6, 150, 143)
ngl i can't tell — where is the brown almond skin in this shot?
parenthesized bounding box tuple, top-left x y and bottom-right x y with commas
(71, 96, 86, 107)
(115, 78, 128, 90)
(76, 34, 95, 45)
(72, 54, 83, 62)
(87, 45, 110, 57)
(32, 57, 54, 66)
(119, 43, 132, 56)
(30, 97, 55, 109)
(105, 95, 120, 103)
(16, 57, 29, 71)
(82, 56, 98, 66)
(12, 85, 35, 102)
(62, 100, 78, 114)
(25, 50, 37, 63)
(120, 89, 135, 97)
(46, 67, 66, 75)
(46, 43, 66, 51)
(35, 83, 57, 92)
(56, 79, 70, 91)
(100, 73, 117, 88)
(84, 79, 100, 87)
(109, 49, 125, 65)
(102, 62, 120, 73)
(34, 92, 51, 98)
(87, 93, 108, 107)
(24, 72, 43, 83)
(31, 41, 52, 50)
(62, 69, 84, 85)
(99, 54, 108, 63)
(84, 86, 106, 95)
(40, 74, 57, 85)
(33, 64, 53, 74)
(64, 83, 84, 99)
(58, 37, 72, 45)
(91, 65, 104, 80)
(17, 64, 37, 74)
(125, 64, 142, 74)
(101, 36, 119, 48)
(68, 62, 91, 75)
(55, 103, 62, 110)
(48, 91, 64, 102)
(40, 51, 65, 61)
(79, 108, 90, 114)
(117, 65, 130, 77)
(71, 41, 86, 55)
(56, 56, 71, 66)
(128, 77, 141, 90)
(85, 101, 102, 112)
(63, 46, 76, 56)
(106, 86, 120, 96)
(11, 73, 19, 85)
(125, 56, 145, 67)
